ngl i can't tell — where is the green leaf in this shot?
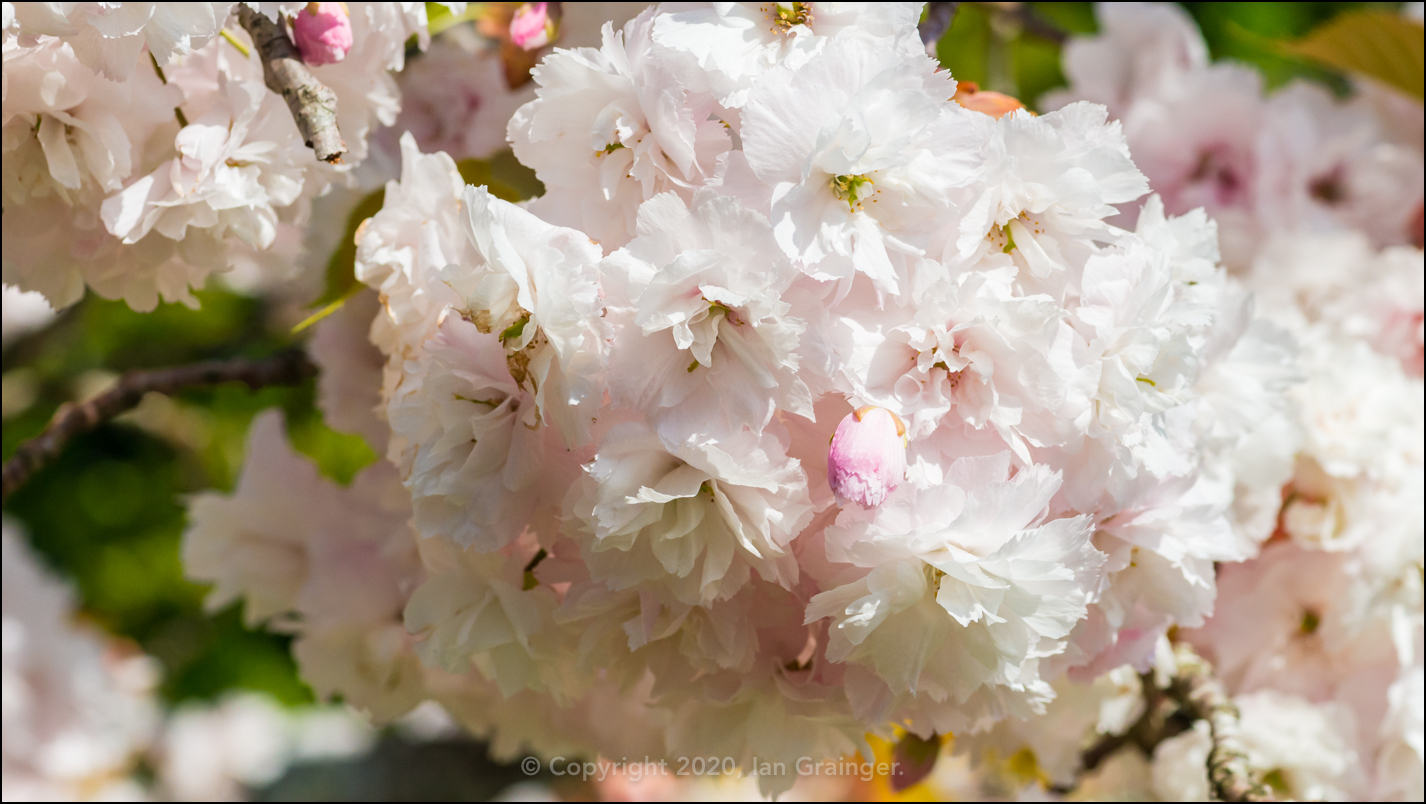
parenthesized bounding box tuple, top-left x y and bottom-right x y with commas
(937, 3, 990, 90)
(456, 148, 544, 202)
(425, 2, 486, 39)
(499, 313, 529, 343)
(491, 149, 544, 199)
(1282, 10, 1424, 100)
(294, 187, 387, 332)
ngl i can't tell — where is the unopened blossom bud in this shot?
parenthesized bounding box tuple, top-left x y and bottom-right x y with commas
(828, 406, 907, 509)
(952, 81, 1026, 119)
(292, 2, 353, 66)
(509, 2, 554, 51)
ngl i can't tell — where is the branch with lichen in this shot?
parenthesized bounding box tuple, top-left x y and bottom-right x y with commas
(1167, 643, 1277, 802)
(1, 350, 316, 502)
(1069, 645, 1275, 802)
(235, 5, 347, 163)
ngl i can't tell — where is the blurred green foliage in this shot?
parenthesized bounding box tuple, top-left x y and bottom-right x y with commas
(3, 290, 374, 705)
(935, 3, 1096, 109)
(936, 2, 1402, 111)
(1280, 9, 1425, 98)
(1183, 2, 1401, 90)
(1, 1, 1411, 715)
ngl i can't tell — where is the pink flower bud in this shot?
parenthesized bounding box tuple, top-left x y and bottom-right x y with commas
(509, 2, 553, 51)
(292, 2, 353, 66)
(828, 406, 907, 509)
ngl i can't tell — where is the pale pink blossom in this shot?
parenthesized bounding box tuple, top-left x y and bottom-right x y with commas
(827, 406, 907, 509)
(292, 2, 354, 66)
(509, 2, 552, 51)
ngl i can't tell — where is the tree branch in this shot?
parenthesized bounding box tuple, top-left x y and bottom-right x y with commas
(1075, 670, 1193, 783)
(1069, 650, 1275, 802)
(236, 6, 347, 164)
(919, 2, 960, 48)
(1168, 644, 1276, 803)
(2, 350, 316, 502)
(990, 3, 1068, 46)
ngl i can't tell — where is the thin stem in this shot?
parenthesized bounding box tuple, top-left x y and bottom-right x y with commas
(219, 27, 252, 58)
(149, 53, 189, 128)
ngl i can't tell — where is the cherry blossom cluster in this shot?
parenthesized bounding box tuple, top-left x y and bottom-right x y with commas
(1042, 2, 1424, 269)
(4, 1, 1411, 799)
(955, 5, 1423, 801)
(1, 2, 457, 310)
(176, 4, 1323, 795)
(1, 519, 159, 800)
(2, 519, 382, 801)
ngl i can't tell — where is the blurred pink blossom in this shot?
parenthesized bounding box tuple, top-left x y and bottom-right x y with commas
(293, 2, 354, 66)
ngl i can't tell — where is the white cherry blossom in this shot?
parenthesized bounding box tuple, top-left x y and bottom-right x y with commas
(741, 37, 978, 291)
(7, 2, 235, 80)
(442, 184, 606, 447)
(509, 8, 731, 249)
(652, 1, 925, 108)
(604, 189, 813, 435)
(570, 420, 814, 606)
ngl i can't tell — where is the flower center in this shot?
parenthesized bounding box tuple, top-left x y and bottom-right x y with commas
(829, 173, 875, 211)
(924, 342, 969, 391)
(705, 298, 746, 327)
(463, 306, 545, 404)
(1308, 166, 1346, 206)
(686, 299, 747, 372)
(765, 2, 813, 32)
(1189, 146, 1245, 207)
